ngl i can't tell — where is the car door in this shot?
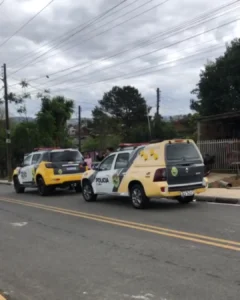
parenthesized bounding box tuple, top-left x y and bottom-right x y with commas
(111, 152, 130, 193)
(30, 153, 42, 182)
(95, 154, 116, 194)
(18, 154, 33, 184)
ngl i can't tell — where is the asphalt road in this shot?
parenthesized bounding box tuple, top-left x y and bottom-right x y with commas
(0, 185, 239, 300)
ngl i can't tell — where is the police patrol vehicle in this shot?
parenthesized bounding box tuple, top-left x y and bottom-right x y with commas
(81, 139, 208, 209)
(13, 147, 87, 196)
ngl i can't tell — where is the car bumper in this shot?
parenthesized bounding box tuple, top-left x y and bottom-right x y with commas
(45, 174, 83, 186)
(144, 179, 208, 198)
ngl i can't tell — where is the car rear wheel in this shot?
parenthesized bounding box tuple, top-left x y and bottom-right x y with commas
(177, 195, 194, 204)
(130, 184, 149, 209)
(37, 176, 50, 196)
(82, 181, 97, 202)
(13, 176, 25, 194)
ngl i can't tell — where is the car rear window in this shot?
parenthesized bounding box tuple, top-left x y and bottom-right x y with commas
(166, 143, 201, 161)
(50, 150, 83, 162)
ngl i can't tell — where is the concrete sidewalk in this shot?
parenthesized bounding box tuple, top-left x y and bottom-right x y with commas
(196, 188, 240, 204)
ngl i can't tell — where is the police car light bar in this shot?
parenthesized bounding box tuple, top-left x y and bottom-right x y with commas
(34, 147, 61, 151)
(119, 143, 149, 147)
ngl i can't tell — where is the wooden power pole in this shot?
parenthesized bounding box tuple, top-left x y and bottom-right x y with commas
(156, 87, 161, 117)
(2, 63, 12, 182)
(78, 105, 81, 151)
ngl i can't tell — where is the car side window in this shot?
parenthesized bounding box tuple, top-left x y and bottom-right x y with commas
(32, 154, 41, 164)
(23, 155, 32, 166)
(114, 153, 130, 169)
(99, 155, 115, 171)
(42, 152, 49, 161)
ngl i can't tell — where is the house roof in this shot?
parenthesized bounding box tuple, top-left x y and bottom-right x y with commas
(198, 111, 240, 122)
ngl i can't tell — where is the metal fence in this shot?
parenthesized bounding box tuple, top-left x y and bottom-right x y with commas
(197, 139, 240, 171)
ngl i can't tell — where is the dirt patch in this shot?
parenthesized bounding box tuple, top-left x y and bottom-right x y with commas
(209, 176, 240, 188)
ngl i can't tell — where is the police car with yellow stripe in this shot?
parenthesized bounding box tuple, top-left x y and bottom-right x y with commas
(81, 139, 208, 209)
(13, 148, 87, 196)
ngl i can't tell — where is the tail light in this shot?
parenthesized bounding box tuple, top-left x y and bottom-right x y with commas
(153, 168, 167, 182)
(45, 163, 54, 168)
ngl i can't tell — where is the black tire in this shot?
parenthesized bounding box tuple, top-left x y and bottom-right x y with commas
(37, 176, 50, 196)
(75, 183, 82, 193)
(82, 180, 97, 202)
(130, 184, 149, 209)
(13, 176, 25, 194)
(177, 195, 194, 204)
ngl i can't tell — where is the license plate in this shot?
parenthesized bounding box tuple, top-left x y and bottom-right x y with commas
(66, 167, 76, 171)
(181, 191, 194, 197)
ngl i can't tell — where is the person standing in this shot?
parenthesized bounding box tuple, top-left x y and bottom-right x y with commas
(84, 153, 92, 169)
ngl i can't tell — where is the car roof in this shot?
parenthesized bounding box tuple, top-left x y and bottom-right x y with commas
(50, 148, 78, 152)
(110, 150, 133, 155)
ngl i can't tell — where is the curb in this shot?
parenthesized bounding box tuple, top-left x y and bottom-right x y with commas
(0, 181, 12, 185)
(196, 196, 240, 204)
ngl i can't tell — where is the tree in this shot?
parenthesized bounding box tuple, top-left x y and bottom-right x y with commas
(93, 86, 150, 139)
(82, 135, 121, 153)
(0, 80, 31, 117)
(152, 116, 177, 140)
(190, 38, 240, 116)
(11, 121, 40, 167)
(36, 95, 74, 147)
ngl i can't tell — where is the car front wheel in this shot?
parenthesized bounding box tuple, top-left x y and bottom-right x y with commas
(13, 176, 25, 193)
(82, 181, 97, 202)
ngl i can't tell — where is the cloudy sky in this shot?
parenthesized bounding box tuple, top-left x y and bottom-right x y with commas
(1, 0, 240, 119)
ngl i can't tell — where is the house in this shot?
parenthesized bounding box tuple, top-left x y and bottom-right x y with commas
(197, 111, 240, 141)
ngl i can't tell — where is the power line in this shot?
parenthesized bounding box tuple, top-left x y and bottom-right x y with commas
(7, 0, 128, 66)
(15, 45, 227, 117)
(44, 38, 216, 89)
(8, 0, 140, 68)
(39, 16, 240, 90)
(9, 0, 170, 75)
(15, 38, 227, 96)
(62, 44, 226, 91)
(0, 0, 54, 48)
(27, 0, 240, 85)
(0, 0, 5, 7)
(27, 42, 225, 96)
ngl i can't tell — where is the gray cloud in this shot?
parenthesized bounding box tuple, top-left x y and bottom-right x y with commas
(1, 0, 240, 118)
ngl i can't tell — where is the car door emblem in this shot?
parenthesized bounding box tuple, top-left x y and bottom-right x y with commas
(185, 167, 189, 173)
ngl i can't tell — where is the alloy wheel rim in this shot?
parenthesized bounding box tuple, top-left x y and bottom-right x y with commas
(83, 185, 92, 200)
(132, 188, 142, 207)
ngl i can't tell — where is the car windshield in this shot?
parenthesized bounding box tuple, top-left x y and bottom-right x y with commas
(166, 143, 201, 161)
(50, 150, 83, 162)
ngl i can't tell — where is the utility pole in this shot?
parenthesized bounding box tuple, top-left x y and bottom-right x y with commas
(78, 105, 81, 151)
(146, 106, 152, 141)
(2, 64, 11, 182)
(156, 87, 161, 117)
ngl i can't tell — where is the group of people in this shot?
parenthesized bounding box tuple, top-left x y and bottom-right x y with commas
(83, 147, 114, 169)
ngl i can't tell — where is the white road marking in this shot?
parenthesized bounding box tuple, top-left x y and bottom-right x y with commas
(208, 202, 240, 207)
(10, 222, 28, 227)
(131, 294, 155, 300)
